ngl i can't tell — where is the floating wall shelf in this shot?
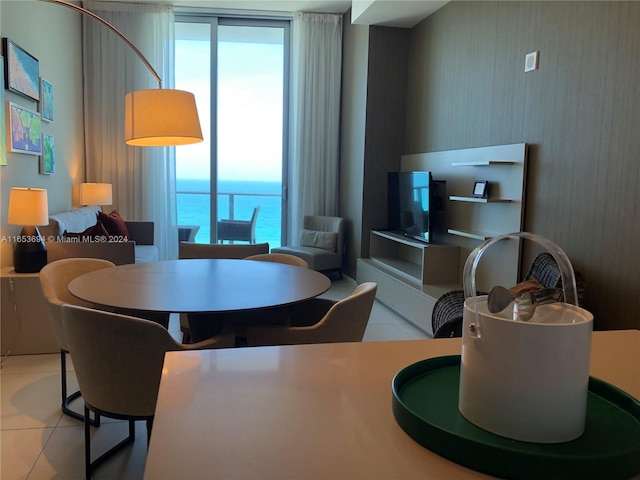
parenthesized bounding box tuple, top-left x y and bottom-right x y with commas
(451, 161, 515, 167)
(449, 196, 512, 203)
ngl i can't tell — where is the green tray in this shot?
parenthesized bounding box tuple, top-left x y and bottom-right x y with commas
(392, 355, 640, 480)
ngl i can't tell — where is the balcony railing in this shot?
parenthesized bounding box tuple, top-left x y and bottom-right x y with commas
(176, 189, 282, 246)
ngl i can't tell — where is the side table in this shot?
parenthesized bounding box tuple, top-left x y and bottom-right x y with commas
(1, 266, 58, 355)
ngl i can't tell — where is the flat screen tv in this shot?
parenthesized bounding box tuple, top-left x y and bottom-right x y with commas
(388, 171, 433, 243)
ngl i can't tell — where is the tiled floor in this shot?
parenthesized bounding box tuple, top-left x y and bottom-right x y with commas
(0, 276, 428, 480)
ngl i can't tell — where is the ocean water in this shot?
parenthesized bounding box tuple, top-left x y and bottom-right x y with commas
(176, 178, 282, 247)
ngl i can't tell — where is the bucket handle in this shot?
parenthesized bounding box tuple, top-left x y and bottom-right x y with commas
(462, 232, 579, 336)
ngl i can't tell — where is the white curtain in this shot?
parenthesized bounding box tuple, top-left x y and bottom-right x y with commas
(83, 1, 178, 260)
(289, 12, 342, 242)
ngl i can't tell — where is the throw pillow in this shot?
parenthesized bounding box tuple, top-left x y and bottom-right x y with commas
(63, 222, 109, 242)
(98, 210, 130, 240)
(299, 229, 338, 252)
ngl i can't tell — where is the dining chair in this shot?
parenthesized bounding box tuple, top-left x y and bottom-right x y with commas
(178, 241, 269, 259)
(177, 241, 270, 343)
(244, 252, 309, 268)
(39, 258, 116, 424)
(230, 253, 310, 341)
(245, 282, 377, 346)
(61, 304, 235, 480)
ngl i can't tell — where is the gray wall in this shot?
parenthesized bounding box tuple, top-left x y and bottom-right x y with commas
(339, 17, 369, 279)
(340, 18, 409, 279)
(0, 1, 85, 268)
(403, 1, 640, 330)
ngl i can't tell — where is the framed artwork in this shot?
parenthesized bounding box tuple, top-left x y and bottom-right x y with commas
(2, 38, 40, 102)
(8, 101, 42, 155)
(472, 180, 489, 199)
(0, 56, 6, 167)
(40, 77, 54, 122)
(40, 133, 55, 174)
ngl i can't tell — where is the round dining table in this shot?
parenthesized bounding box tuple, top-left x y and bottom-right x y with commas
(69, 258, 331, 316)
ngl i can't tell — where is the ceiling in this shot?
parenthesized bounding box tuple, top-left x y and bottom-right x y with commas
(113, 0, 447, 28)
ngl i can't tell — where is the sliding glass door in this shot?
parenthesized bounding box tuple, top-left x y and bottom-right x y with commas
(175, 16, 289, 246)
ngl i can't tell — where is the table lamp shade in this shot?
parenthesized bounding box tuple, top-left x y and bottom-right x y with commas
(8, 187, 49, 273)
(80, 183, 113, 206)
(8, 188, 49, 226)
(125, 89, 203, 146)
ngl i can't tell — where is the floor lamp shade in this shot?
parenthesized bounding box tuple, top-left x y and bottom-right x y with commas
(125, 89, 203, 146)
(80, 183, 113, 206)
(8, 187, 49, 273)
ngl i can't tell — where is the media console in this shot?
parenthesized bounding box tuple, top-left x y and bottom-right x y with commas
(357, 143, 527, 337)
(357, 230, 460, 336)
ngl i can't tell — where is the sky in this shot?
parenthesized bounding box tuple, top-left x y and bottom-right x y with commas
(175, 24, 285, 183)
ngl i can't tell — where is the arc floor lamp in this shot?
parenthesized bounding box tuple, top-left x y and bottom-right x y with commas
(40, 0, 203, 147)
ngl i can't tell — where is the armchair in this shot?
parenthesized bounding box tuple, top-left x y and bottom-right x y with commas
(272, 215, 345, 278)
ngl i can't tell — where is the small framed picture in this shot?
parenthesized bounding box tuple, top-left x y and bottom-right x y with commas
(0, 56, 6, 167)
(2, 38, 40, 102)
(472, 180, 489, 199)
(40, 133, 55, 174)
(40, 78, 54, 122)
(8, 101, 42, 155)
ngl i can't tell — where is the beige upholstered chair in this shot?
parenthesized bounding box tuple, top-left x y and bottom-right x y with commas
(178, 241, 269, 259)
(61, 304, 234, 480)
(244, 253, 309, 268)
(39, 258, 116, 424)
(177, 241, 270, 343)
(217, 206, 260, 243)
(246, 282, 377, 347)
(271, 215, 345, 278)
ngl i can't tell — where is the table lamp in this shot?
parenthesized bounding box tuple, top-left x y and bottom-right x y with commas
(8, 187, 49, 273)
(80, 183, 113, 207)
(40, 0, 203, 147)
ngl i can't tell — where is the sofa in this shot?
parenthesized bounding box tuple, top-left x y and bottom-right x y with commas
(39, 206, 158, 265)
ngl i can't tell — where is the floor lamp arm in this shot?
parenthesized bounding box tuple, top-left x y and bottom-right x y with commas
(40, 0, 163, 88)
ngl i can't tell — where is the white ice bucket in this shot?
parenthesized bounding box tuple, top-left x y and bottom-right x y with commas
(458, 233, 594, 443)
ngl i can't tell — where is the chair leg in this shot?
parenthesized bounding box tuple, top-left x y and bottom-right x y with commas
(87, 409, 136, 479)
(61, 350, 100, 427)
(84, 405, 91, 480)
(146, 418, 154, 448)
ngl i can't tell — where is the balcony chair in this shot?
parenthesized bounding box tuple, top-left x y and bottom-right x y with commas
(61, 304, 234, 480)
(39, 258, 116, 425)
(217, 206, 260, 244)
(271, 215, 345, 278)
(246, 282, 377, 347)
(431, 252, 586, 338)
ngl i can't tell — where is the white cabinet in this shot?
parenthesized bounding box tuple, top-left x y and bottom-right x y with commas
(368, 230, 459, 285)
(357, 231, 460, 336)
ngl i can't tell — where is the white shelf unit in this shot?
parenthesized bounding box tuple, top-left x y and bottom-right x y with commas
(357, 230, 460, 336)
(446, 229, 495, 241)
(451, 161, 514, 167)
(357, 144, 527, 335)
(449, 196, 512, 203)
(401, 143, 527, 289)
(369, 230, 459, 285)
